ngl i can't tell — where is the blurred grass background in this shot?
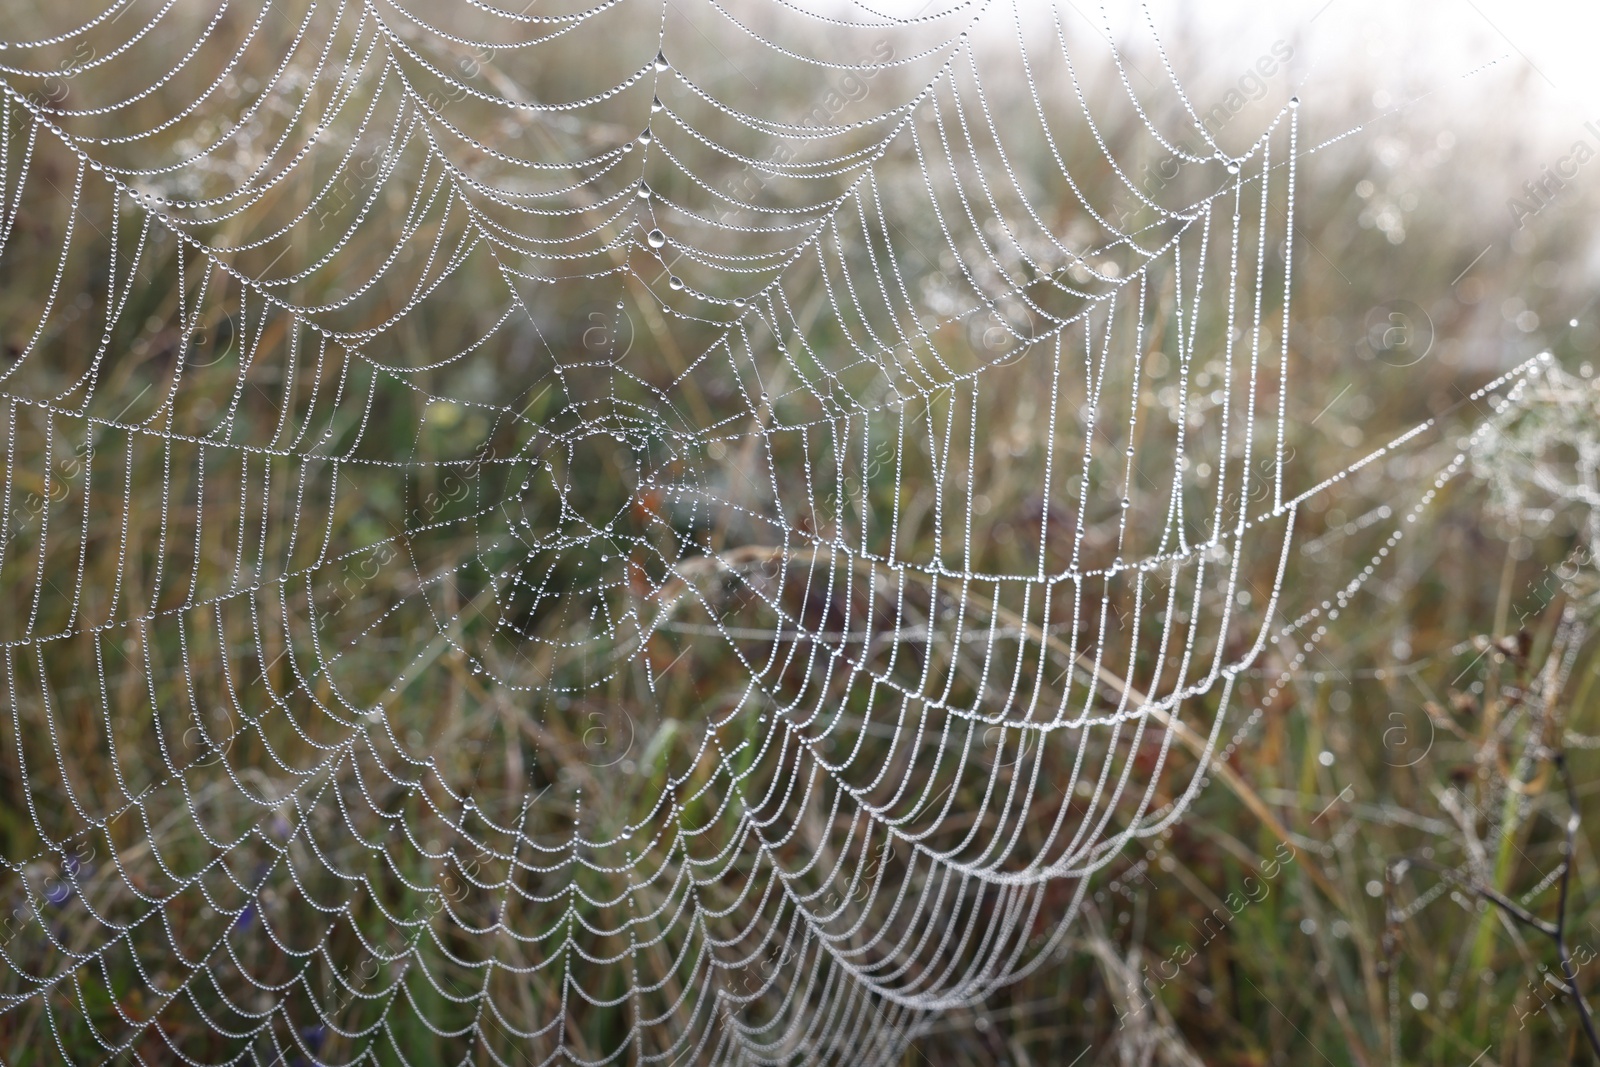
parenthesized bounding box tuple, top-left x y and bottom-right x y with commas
(0, 1, 1597, 1064)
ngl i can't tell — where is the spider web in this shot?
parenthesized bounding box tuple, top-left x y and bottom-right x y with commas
(0, 0, 1538, 1063)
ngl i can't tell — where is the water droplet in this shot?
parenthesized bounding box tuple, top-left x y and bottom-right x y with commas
(622, 141, 633, 153)
(733, 298, 746, 308)
(669, 276, 684, 291)
(638, 129, 653, 145)
(647, 229, 666, 248)
(1572, 318, 1581, 328)
(650, 95, 664, 113)
(637, 182, 651, 199)
(1226, 162, 1240, 175)
(654, 51, 670, 72)
(1288, 95, 1300, 109)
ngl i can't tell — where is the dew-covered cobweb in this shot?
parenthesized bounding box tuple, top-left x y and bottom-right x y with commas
(0, 1, 1542, 1063)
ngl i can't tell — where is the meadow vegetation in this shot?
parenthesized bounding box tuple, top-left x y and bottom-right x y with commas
(0, 5, 1596, 1065)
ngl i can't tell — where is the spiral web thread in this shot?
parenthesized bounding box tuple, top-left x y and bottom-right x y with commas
(0, 1, 1538, 1063)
